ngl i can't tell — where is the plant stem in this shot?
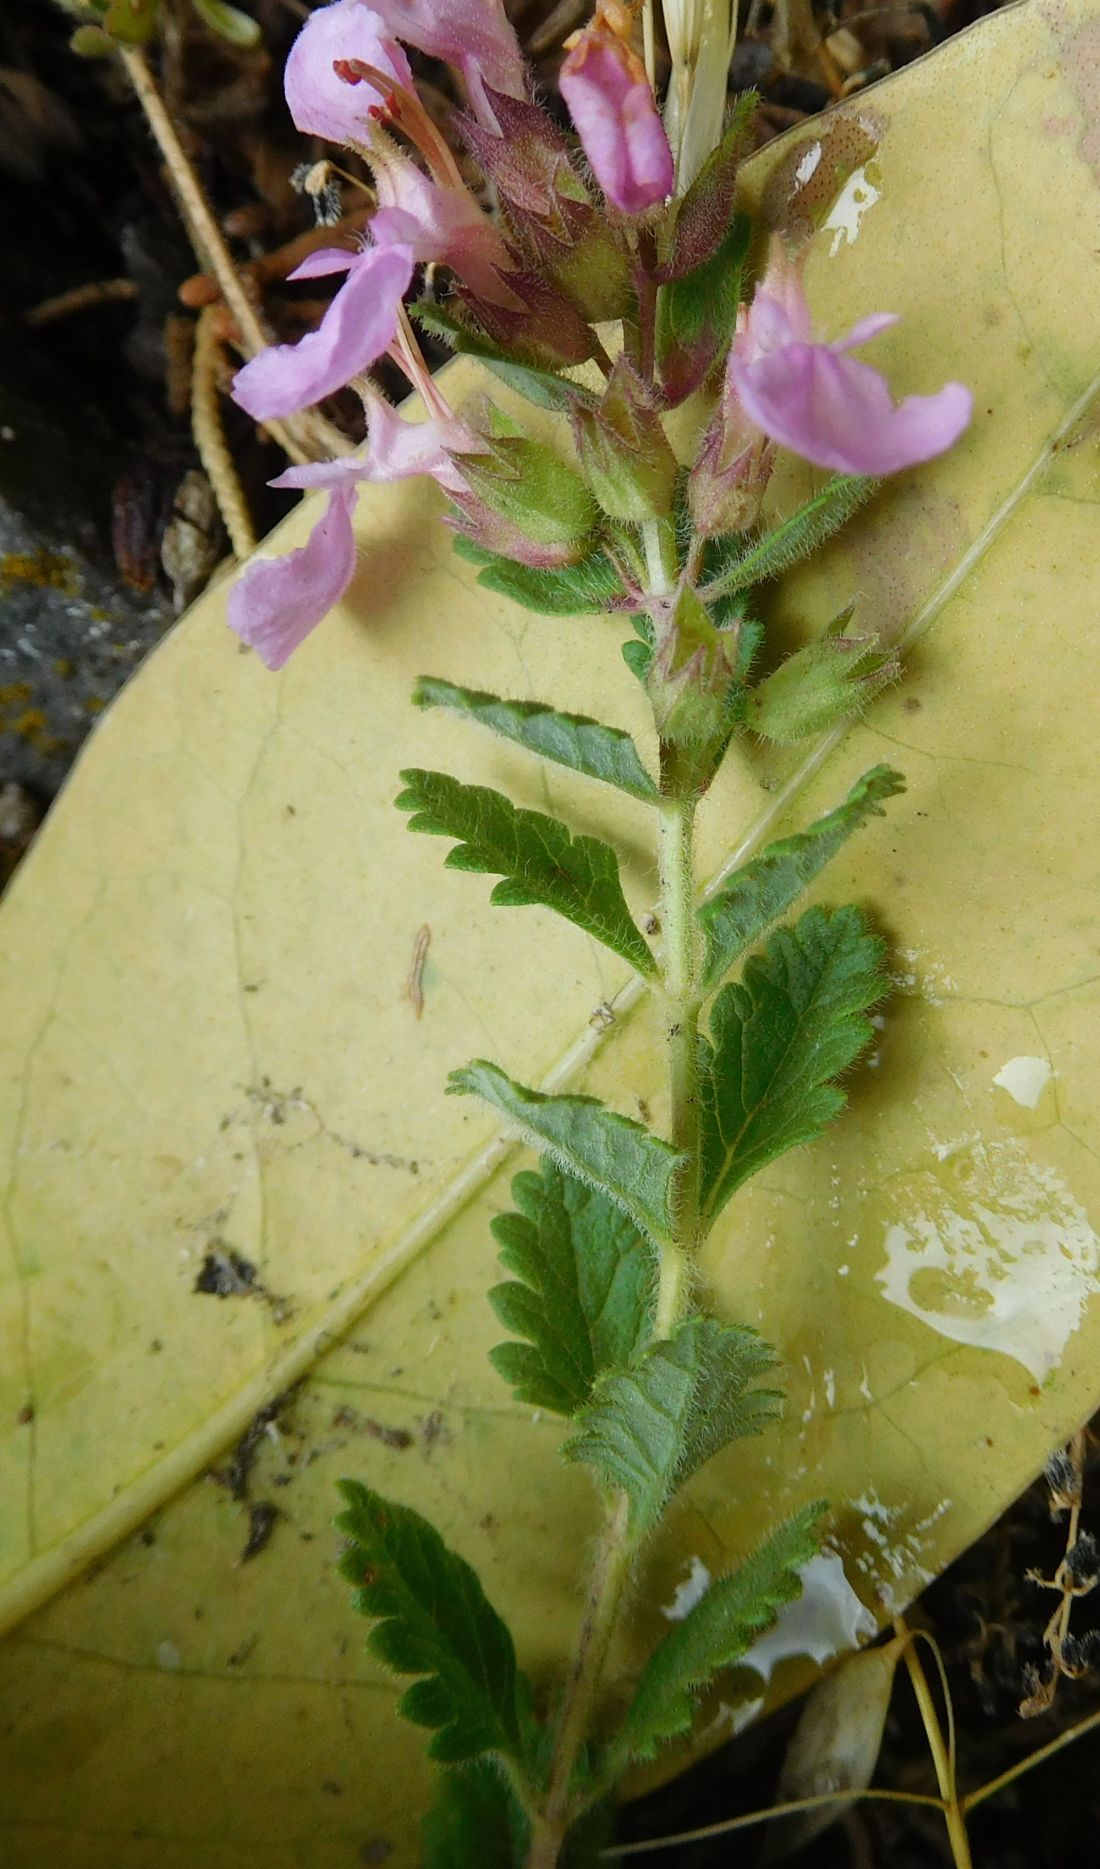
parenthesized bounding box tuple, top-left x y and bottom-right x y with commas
(525, 1491, 634, 1869)
(656, 793, 700, 1335)
(897, 1625, 973, 1869)
(525, 513, 705, 1864)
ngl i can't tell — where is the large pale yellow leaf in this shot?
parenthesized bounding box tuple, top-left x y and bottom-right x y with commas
(4, 2, 1100, 1861)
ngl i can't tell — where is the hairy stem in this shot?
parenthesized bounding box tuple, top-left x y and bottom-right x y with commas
(524, 1491, 634, 1869)
(525, 513, 704, 1863)
(656, 794, 701, 1334)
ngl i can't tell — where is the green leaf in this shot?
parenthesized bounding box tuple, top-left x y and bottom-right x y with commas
(449, 1061, 683, 1247)
(565, 1316, 781, 1538)
(698, 765, 905, 993)
(336, 1481, 531, 1765)
(450, 535, 628, 617)
(396, 769, 656, 978)
(608, 1505, 823, 1768)
(412, 300, 597, 414)
(414, 677, 658, 804)
(189, 0, 261, 45)
(488, 1159, 655, 1414)
(700, 906, 885, 1226)
(704, 477, 878, 599)
(422, 1761, 529, 1868)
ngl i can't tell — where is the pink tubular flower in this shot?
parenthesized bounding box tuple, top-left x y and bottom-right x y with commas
(559, 20, 673, 216)
(729, 245, 972, 477)
(371, 156, 517, 307)
(368, 0, 525, 125)
(232, 242, 413, 422)
(284, 0, 412, 144)
(228, 399, 474, 668)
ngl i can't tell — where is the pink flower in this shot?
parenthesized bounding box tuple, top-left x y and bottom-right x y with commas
(228, 487, 358, 670)
(231, 241, 413, 422)
(368, 0, 525, 125)
(284, 0, 412, 145)
(228, 400, 473, 668)
(729, 245, 972, 477)
(559, 21, 673, 217)
(370, 156, 517, 307)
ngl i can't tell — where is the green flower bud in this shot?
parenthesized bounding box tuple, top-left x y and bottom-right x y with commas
(648, 585, 740, 790)
(458, 436, 599, 555)
(750, 612, 899, 745)
(573, 360, 679, 525)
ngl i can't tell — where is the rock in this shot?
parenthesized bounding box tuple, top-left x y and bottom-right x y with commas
(0, 372, 173, 796)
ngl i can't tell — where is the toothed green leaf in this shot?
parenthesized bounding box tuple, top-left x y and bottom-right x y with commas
(698, 766, 905, 992)
(489, 1159, 655, 1414)
(451, 535, 628, 616)
(449, 1062, 683, 1247)
(608, 1506, 824, 1769)
(704, 476, 877, 599)
(336, 1482, 532, 1765)
(414, 678, 658, 803)
(396, 769, 656, 977)
(700, 906, 884, 1225)
(565, 1316, 781, 1538)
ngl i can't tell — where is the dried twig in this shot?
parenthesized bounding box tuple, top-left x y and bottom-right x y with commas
(191, 306, 256, 562)
(23, 279, 138, 328)
(1020, 1429, 1099, 1716)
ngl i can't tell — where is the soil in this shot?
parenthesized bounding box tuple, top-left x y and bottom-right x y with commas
(4, 1, 1099, 1863)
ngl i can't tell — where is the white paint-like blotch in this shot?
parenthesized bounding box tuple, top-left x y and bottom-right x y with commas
(877, 1139, 1100, 1380)
(740, 1550, 876, 1688)
(849, 1488, 951, 1615)
(824, 164, 882, 257)
(795, 141, 824, 186)
(155, 1640, 182, 1671)
(993, 1055, 1055, 1109)
(661, 1554, 712, 1622)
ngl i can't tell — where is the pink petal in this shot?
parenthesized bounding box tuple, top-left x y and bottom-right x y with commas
(284, 0, 412, 145)
(231, 243, 413, 421)
(287, 246, 359, 281)
(270, 397, 475, 495)
(834, 311, 900, 352)
(227, 488, 358, 670)
(560, 31, 673, 216)
(371, 158, 516, 305)
(367, 0, 525, 125)
(732, 343, 973, 476)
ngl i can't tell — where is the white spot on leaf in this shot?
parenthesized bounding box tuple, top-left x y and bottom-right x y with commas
(824, 163, 882, 256)
(993, 1055, 1054, 1109)
(877, 1140, 1100, 1380)
(661, 1554, 711, 1622)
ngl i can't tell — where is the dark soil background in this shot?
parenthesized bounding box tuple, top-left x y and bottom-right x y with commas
(2, 1, 1098, 1862)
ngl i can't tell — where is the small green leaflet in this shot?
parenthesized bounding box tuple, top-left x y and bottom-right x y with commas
(451, 535, 628, 616)
(449, 1061, 684, 1247)
(699, 906, 884, 1226)
(396, 769, 656, 978)
(336, 1481, 532, 1765)
(698, 765, 905, 992)
(190, 0, 261, 45)
(607, 1505, 823, 1770)
(565, 1316, 781, 1538)
(489, 1159, 655, 1414)
(704, 476, 877, 599)
(414, 678, 658, 804)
